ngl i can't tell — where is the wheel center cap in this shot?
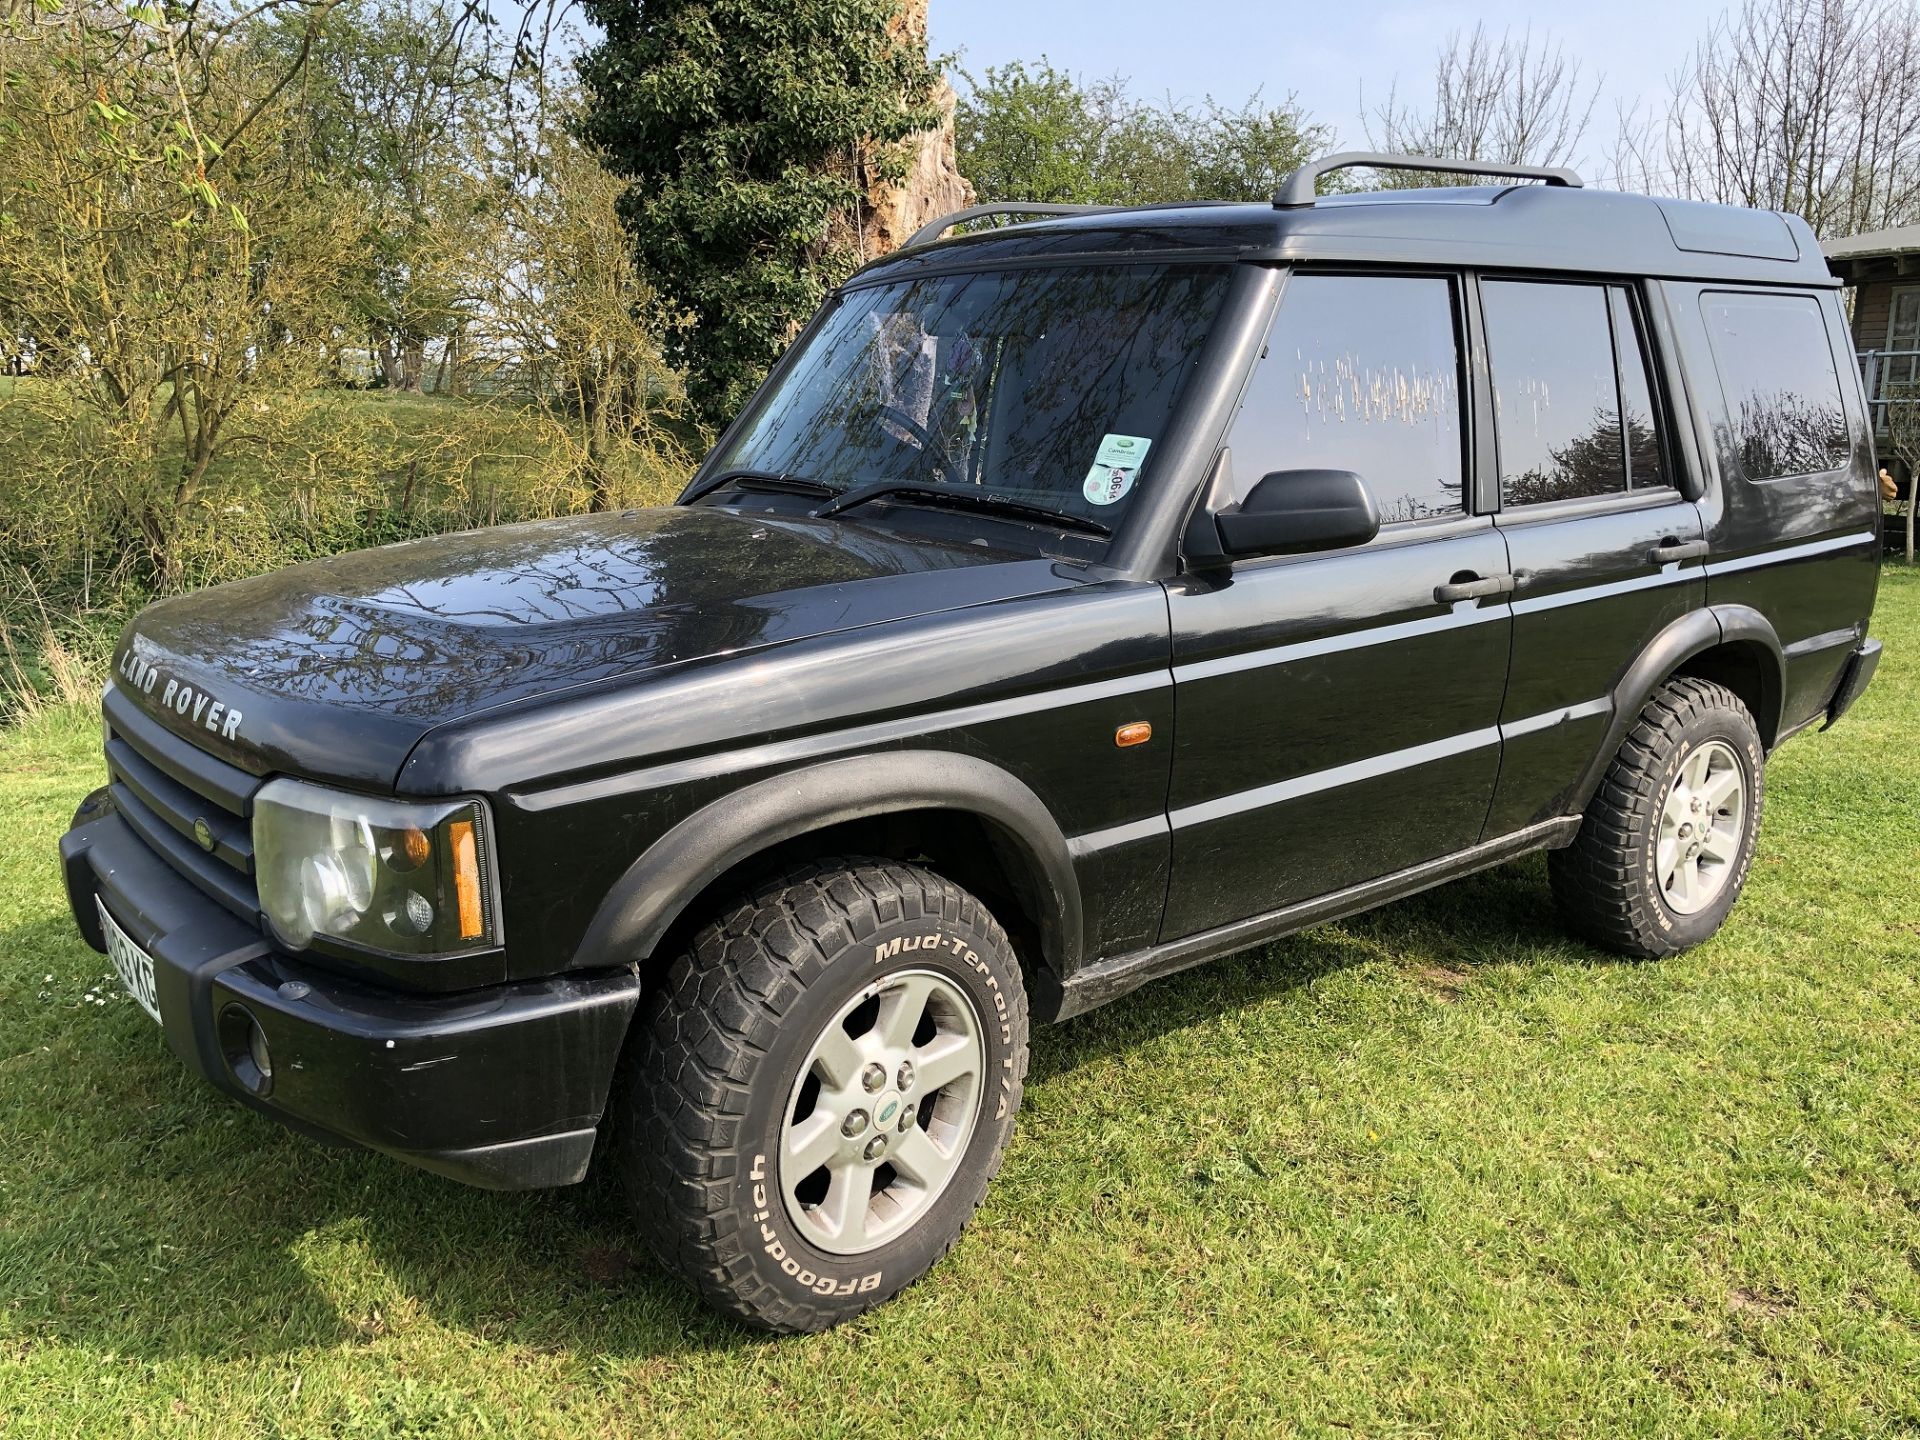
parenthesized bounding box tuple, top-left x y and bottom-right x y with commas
(874, 1091, 903, 1128)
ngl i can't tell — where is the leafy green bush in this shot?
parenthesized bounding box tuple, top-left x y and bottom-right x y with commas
(0, 381, 694, 719)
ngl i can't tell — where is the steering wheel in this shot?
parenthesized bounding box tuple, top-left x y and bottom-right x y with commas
(877, 405, 954, 484)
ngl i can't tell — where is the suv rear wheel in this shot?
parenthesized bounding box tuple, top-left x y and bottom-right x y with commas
(617, 857, 1029, 1332)
(1549, 677, 1765, 958)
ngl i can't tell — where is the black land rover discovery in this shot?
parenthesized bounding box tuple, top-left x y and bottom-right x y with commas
(61, 154, 1884, 1331)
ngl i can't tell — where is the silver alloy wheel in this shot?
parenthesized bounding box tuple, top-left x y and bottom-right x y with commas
(1656, 739, 1747, 915)
(778, 967, 986, 1255)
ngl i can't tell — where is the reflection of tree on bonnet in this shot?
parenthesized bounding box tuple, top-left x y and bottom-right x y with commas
(140, 509, 992, 721)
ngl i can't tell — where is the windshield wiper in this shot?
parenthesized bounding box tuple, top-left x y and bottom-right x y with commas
(682, 468, 838, 504)
(814, 481, 1111, 537)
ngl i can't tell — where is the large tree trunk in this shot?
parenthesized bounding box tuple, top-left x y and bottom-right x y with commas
(400, 340, 426, 393)
(856, 0, 974, 260)
(376, 331, 400, 391)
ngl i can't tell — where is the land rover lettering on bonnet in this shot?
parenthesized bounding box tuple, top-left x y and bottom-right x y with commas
(61, 153, 1883, 1333)
(116, 647, 244, 741)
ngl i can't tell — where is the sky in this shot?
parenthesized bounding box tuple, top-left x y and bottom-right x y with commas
(926, 0, 1735, 176)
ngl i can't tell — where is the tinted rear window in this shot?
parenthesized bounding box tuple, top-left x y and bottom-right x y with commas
(1484, 281, 1627, 504)
(1482, 279, 1673, 506)
(1701, 292, 1850, 480)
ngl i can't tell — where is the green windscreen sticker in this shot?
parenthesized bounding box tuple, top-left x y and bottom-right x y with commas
(1083, 433, 1152, 506)
(1094, 433, 1151, 468)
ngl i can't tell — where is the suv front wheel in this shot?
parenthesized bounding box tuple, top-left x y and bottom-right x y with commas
(617, 857, 1029, 1332)
(1550, 677, 1766, 958)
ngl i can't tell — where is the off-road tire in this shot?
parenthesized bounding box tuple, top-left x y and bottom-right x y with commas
(617, 857, 1029, 1332)
(1549, 677, 1765, 959)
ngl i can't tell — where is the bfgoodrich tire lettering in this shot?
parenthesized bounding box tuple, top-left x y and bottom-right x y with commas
(618, 857, 1029, 1333)
(1550, 677, 1765, 959)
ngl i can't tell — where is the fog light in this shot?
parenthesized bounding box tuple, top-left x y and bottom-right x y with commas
(404, 890, 434, 933)
(219, 1005, 273, 1096)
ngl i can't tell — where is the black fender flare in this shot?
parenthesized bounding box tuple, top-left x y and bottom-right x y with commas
(1568, 605, 1785, 813)
(1707, 604, 1789, 742)
(572, 750, 1085, 979)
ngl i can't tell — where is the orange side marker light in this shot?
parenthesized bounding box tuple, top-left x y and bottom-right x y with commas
(1115, 721, 1153, 748)
(449, 818, 485, 939)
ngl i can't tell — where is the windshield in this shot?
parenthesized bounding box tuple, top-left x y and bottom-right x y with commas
(709, 263, 1233, 531)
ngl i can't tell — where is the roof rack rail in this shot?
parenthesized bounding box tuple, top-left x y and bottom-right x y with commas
(1272, 152, 1583, 209)
(905, 202, 1119, 250)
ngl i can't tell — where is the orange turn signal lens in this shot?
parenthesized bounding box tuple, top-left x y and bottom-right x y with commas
(393, 825, 431, 870)
(449, 818, 484, 940)
(1114, 721, 1153, 748)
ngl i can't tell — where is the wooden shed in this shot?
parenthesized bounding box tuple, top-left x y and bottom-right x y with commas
(1825, 223, 1920, 440)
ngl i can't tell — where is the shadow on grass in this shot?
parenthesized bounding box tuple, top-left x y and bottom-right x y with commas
(1032, 851, 1612, 1084)
(0, 908, 756, 1366)
(0, 853, 1606, 1364)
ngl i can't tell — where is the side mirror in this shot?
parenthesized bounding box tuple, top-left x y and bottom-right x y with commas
(1212, 468, 1380, 559)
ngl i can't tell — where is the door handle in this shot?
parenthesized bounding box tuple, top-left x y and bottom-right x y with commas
(1434, 572, 1517, 604)
(1649, 537, 1709, 564)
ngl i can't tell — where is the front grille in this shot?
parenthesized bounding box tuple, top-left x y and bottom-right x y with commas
(102, 685, 264, 925)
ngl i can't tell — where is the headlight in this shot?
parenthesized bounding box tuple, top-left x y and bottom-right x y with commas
(252, 779, 498, 956)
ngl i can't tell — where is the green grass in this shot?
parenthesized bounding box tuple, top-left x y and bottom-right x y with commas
(2, 573, 1918, 1438)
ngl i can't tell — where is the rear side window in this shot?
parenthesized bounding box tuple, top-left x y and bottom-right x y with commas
(1482, 280, 1672, 506)
(1225, 273, 1464, 524)
(1701, 292, 1850, 480)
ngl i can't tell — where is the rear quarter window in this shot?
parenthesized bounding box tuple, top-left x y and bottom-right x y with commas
(1700, 292, 1850, 481)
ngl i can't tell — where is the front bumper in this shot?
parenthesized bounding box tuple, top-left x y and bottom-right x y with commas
(61, 792, 640, 1190)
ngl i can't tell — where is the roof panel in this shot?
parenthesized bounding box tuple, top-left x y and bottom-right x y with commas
(852, 185, 1837, 290)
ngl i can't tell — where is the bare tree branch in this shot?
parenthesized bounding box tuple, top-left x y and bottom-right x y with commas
(1364, 24, 1600, 182)
(1610, 0, 1920, 236)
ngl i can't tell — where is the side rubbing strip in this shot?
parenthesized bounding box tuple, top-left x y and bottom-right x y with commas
(1173, 602, 1506, 685)
(1165, 697, 1613, 834)
(1783, 626, 1864, 659)
(1170, 726, 1502, 830)
(1501, 695, 1611, 738)
(518, 668, 1172, 812)
(1066, 814, 1170, 859)
(1511, 569, 1689, 616)
(1169, 532, 1871, 693)
(1706, 531, 1877, 577)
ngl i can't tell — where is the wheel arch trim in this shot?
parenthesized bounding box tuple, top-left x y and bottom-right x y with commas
(1568, 605, 1785, 812)
(1698, 604, 1788, 746)
(571, 751, 1085, 980)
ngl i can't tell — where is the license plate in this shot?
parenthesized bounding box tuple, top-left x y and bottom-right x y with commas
(97, 898, 162, 1027)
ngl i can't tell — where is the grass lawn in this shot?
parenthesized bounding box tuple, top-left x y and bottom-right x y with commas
(1, 571, 1917, 1438)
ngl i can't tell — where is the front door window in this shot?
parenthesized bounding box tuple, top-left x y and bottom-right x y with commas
(1223, 273, 1465, 523)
